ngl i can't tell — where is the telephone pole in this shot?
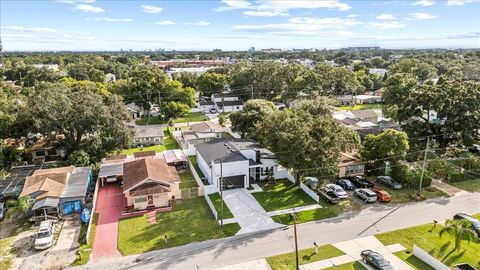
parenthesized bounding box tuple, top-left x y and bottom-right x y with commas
(290, 211, 299, 270)
(419, 136, 430, 194)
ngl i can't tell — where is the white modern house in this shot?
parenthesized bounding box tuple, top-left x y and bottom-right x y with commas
(211, 93, 244, 113)
(194, 138, 282, 190)
(104, 73, 116, 83)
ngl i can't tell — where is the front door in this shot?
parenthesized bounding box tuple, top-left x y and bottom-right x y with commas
(147, 195, 153, 205)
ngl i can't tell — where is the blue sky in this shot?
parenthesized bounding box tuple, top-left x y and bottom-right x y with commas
(1, 0, 479, 51)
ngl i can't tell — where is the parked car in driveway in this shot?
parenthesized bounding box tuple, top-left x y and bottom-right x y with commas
(454, 213, 480, 237)
(360, 250, 394, 270)
(318, 187, 340, 204)
(355, 188, 378, 203)
(372, 189, 392, 202)
(34, 220, 56, 250)
(376, 176, 402, 190)
(336, 178, 355, 191)
(325, 184, 348, 199)
(348, 175, 374, 188)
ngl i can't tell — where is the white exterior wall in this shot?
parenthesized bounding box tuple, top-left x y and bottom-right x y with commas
(211, 96, 239, 103)
(211, 160, 249, 188)
(196, 152, 212, 183)
(219, 105, 243, 113)
(259, 158, 278, 180)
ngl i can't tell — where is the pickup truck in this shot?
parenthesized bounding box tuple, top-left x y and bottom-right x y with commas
(318, 187, 340, 204)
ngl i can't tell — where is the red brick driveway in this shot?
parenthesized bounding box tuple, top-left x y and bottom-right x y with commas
(92, 184, 125, 259)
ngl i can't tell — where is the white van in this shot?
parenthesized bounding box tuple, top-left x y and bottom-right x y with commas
(34, 220, 56, 250)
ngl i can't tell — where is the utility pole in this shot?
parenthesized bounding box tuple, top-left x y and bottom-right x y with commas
(419, 136, 430, 194)
(220, 159, 224, 228)
(290, 211, 299, 270)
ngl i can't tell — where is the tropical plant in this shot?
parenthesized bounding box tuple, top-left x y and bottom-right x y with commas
(439, 218, 477, 252)
(5, 196, 31, 221)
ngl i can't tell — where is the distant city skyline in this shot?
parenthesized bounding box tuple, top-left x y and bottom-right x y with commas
(1, 0, 479, 51)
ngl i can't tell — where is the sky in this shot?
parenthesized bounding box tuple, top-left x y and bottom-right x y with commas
(1, 0, 479, 51)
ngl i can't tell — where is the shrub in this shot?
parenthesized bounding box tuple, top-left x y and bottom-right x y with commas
(68, 150, 90, 166)
(404, 168, 432, 189)
(390, 160, 409, 183)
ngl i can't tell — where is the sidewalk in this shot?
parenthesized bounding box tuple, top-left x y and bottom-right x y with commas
(267, 204, 321, 217)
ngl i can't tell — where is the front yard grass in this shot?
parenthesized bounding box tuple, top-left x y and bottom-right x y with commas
(117, 197, 237, 255)
(135, 112, 208, 125)
(118, 128, 179, 155)
(179, 171, 198, 189)
(252, 179, 317, 212)
(384, 186, 447, 203)
(324, 261, 367, 270)
(208, 193, 234, 219)
(266, 244, 345, 270)
(0, 236, 16, 270)
(376, 223, 480, 268)
(450, 179, 480, 192)
(394, 251, 435, 270)
(72, 213, 98, 266)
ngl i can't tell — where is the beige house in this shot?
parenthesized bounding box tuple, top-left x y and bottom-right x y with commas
(338, 152, 365, 178)
(122, 158, 181, 210)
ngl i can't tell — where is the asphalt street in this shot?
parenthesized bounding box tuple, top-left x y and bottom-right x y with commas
(70, 191, 480, 270)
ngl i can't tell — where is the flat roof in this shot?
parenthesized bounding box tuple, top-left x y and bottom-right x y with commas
(98, 163, 124, 178)
(62, 167, 91, 199)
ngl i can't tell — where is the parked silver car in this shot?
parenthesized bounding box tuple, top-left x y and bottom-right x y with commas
(325, 184, 348, 199)
(355, 188, 378, 203)
(34, 220, 56, 250)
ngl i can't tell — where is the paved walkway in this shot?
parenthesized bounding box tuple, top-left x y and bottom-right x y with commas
(147, 210, 157, 224)
(211, 259, 272, 270)
(301, 236, 411, 270)
(92, 184, 125, 260)
(248, 184, 263, 193)
(431, 178, 464, 196)
(223, 189, 284, 235)
(267, 204, 321, 217)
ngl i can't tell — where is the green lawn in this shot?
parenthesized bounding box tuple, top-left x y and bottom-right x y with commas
(394, 251, 435, 270)
(135, 112, 208, 125)
(376, 223, 480, 268)
(335, 103, 383, 111)
(188, 156, 206, 181)
(382, 186, 446, 203)
(450, 179, 480, 192)
(208, 193, 234, 219)
(222, 223, 241, 236)
(0, 237, 15, 270)
(252, 180, 317, 212)
(72, 213, 98, 266)
(266, 244, 345, 270)
(324, 262, 368, 270)
(117, 197, 237, 255)
(179, 171, 199, 189)
(118, 128, 180, 155)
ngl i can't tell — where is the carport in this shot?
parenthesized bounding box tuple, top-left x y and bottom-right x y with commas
(97, 163, 123, 186)
(222, 175, 246, 189)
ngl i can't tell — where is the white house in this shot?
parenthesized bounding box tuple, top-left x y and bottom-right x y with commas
(104, 73, 116, 83)
(194, 138, 280, 190)
(211, 93, 241, 103)
(215, 100, 244, 113)
(125, 102, 144, 119)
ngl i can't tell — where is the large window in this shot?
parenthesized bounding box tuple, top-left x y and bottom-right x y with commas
(134, 197, 147, 203)
(346, 164, 364, 175)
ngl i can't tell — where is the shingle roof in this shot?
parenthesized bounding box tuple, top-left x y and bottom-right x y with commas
(20, 166, 75, 199)
(351, 109, 379, 120)
(135, 126, 164, 138)
(212, 93, 241, 98)
(189, 122, 225, 133)
(122, 158, 179, 192)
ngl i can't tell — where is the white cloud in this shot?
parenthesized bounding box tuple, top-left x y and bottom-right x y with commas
(215, 0, 351, 14)
(1, 25, 59, 33)
(376, 13, 396, 20)
(141, 5, 163, 14)
(446, 0, 473, 5)
(409, 13, 437, 20)
(411, 0, 435, 6)
(367, 21, 406, 30)
(75, 4, 105, 13)
(193, 21, 210, 26)
(243, 10, 288, 16)
(85, 17, 133, 22)
(155, 20, 176, 25)
(347, 14, 358, 18)
(215, 0, 253, 11)
(232, 17, 360, 35)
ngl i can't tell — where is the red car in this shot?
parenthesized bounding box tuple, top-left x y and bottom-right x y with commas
(372, 189, 392, 202)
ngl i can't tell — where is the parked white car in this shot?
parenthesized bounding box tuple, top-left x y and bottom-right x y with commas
(355, 188, 378, 203)
(34, 220, 56, 250)
(325, 184, 348, 199)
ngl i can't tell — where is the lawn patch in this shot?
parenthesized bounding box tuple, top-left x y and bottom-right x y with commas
(379, 186, 446, 203)
(252, 179, 317, 212)
(118, 128, 179, 155)
(179, 171, 198, 189)
(135, 112, 208, 125)
(222, 223, 241, 236)
(450, 179, 480, 192)
(376, 223, 480, 267)
(394, 251, 435, 270)
(324, 261, 368, 270)
(0, 237, 16, 270)
(266, 244, 345, 270)
(72, 213, 98, 266)
(272, 207, 338, 225)
(117, 197, 234, 255)
(208, 193, 234, 219)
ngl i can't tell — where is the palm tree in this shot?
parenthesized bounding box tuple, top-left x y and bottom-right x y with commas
(439, 218, 476, 252)
(5, 196, 31, 221)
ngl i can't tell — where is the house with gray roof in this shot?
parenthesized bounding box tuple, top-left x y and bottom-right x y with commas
(194, 138, 279, 190)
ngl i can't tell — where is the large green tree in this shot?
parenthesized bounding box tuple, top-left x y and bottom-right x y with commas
(230, 99, 276, 138)
(254, 97, 360, 182)
(360, 129, 410, 161)
(195, 72, 227, 97)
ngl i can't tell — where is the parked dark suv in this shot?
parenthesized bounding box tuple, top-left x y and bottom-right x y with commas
(348, 175, 374, 188)
(360, 250, 394, 270)
(376, 176, 402, 190)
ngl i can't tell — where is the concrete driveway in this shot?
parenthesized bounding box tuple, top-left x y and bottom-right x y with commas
(222, 189, 283, 234)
